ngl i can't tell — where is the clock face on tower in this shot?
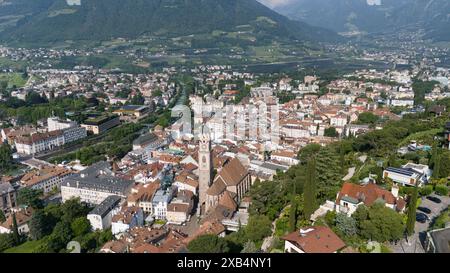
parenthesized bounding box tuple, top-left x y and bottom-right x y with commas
(201, 144, 207, 150)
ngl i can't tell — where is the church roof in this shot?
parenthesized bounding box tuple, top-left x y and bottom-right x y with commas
(214, 158, 248, 187)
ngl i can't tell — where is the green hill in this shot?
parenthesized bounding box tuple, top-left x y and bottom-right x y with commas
(0, 0, 341, 44)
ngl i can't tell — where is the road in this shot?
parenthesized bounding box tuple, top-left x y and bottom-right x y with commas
(389, 193, 450, 253)
(342, 167, 355, 181)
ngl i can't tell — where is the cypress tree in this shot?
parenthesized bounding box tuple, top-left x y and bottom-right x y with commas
(289, 197, 297, 232)
(12, 213, 20, 245)
(303, 157, 317, 221)
(432, 149, 441, 179)
(406, 183, 419, 236)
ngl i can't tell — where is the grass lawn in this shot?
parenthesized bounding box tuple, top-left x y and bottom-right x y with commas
(0, 72, 28, 88)
(3, 240, 44, 253)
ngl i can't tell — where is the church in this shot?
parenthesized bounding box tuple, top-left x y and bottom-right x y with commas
(197, 133, 252, 216)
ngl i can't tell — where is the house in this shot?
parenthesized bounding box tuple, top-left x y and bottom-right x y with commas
(270, 150, 299, 166)
(425, 226, 450, 253)
(111, 206, 144, 235)
(20, 166, 73, 194)
(166, 190, 194, 225)
(335, 182, 406, 216)
(0, 208, 33, 235)
(126, 183, 160, 214)
(87, 195, 122, 231)
(282, 226, 346, 253)
(383, 167, 425, 187)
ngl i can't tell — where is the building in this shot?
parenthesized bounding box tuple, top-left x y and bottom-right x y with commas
(0, 208, 33, 235)
(151, 189, 174, 220)
(0, 182, 17, 213)
(87, 195, 122, 231)
(132, 133, 164, 151)
(62, 126, 87, 144)
(15, 131, 65, 155)
(113, 105, 150, 119)
(198, 133, 212, 215)
(166, 202, 191, 225)
(383, 167, 425, 187)
(206, 157, 251, 213)
(47, 117, 78, 132)
(166, 190, 194, 225)
(14, 125, 85, 155)
(81, 115, 120, 135)
(335, 182, 405, 216)
(111, 205, 144, 235)
(61, 162, 134, 205)
(20, 166, 73, 194)
(127, 183, 160, 214)
(282, 226, 346, 253)
(425, 226, 450, 253)
(270, 150, 299, 166)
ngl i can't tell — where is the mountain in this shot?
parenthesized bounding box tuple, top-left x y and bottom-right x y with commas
(0, 0, 340, 44)
(269, 0, 450, 41)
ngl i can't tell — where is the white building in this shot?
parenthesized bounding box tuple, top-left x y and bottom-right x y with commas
(383, 167, 425, 187)
(47, 117, 78, 132)
(151, 189, 173, 220)
(20, 166, 74, 194)
(61, 162, 133, 205)
(87, 195, 122, 231)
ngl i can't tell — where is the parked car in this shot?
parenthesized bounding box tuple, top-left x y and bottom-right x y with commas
(417, 207, 431, 214)
(426, 196, 442, 204)
(416, 213, 429, 223)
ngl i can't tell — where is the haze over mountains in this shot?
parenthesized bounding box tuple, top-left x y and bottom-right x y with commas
(0, 0, 339, 44)
(260, 0, 450, 41)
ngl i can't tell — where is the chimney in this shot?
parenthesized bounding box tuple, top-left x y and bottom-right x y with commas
(391, 184, 399, 198)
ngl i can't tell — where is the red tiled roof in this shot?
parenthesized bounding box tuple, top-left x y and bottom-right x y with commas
(282, 226, 346, 253)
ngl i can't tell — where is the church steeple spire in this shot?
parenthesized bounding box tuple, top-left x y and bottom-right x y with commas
(198, 132, 212, 216)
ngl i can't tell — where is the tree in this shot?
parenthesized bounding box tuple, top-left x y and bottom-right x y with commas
(0, 233, 15, 252)
(357, 112, 379, 125)
(0, 144, 14, 172)
(303, 157, 317, 221)
(25, 91, 48, 106)
(241, 241, 258, 253)
(48, 221, 73, 252)
(60, 198, 90, 223)
(188, 235, 230, 253)
(289, 198, 297, 232)
(335, 213, 357, 236)
(355, 203, 404, 242)
(11, 213, 20, 245)
(71, 217, 91, 237)
(17, 188, 43, 209)
(29, 210, 53, 240)
(406, 184, 419, 236)
(0, 210, 6, 223)
(243, 215, 272, 244)
(324, 127, 339, 138)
